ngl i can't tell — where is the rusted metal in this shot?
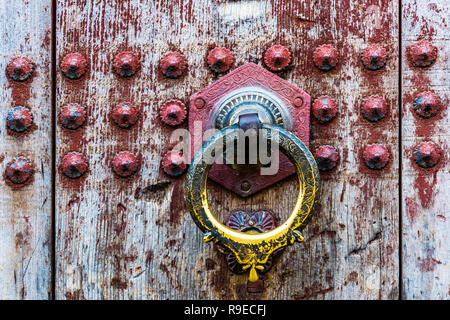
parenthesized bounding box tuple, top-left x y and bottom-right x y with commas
(263, 45, 291, 72)
(361, 44, 388, 71)
(4, 156, 34, 186)
(362, 144, 389, 170)
(312, 95, 337, 123)
(362, 96, 387, 122)
(407, 40, 437, 68)
(112, 151, 140, 177)
(60, 103, 87, 130)
(159, 51, 187, 79)
(314, 145, 339, 172)
(162, 150, 187, 177)
(313, 44, 339, 71)
(61, 152, 88, 179)
(6, 56, 35, 82)
(111, 102, 139, 128)
(60, 52, 87, 80)
(159, 99, 187, 126)
(207, 47, 234, 73)
(6, 106, 33, 133)
(413, 142, 441, 168)
(113, 51, 140, 77)
(413, 91, 442, 118)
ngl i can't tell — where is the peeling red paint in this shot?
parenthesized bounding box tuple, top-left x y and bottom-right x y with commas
(418, 256, 442, 272)
(405, 197, 418, 223)
(414, 172, 438, 208)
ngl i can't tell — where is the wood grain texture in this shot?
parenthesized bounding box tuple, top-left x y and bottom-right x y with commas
(55, 0, 399, 299)
(401, 0, 449, 299)
(0, 1, 52, 299)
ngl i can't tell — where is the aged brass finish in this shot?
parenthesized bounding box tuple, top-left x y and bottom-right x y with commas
(185, 123, 320, 282)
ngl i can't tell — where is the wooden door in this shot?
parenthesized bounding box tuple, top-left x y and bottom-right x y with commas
(0, 0, 447, 300)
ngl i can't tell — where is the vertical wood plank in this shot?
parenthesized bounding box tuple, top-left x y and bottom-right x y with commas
(0, 0, 52, 299)
(402, 0, 449, 299)
(56, 0, 398, 299)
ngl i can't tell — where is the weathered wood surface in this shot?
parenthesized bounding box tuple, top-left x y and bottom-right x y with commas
(0, 1, 52, 299)
(55, 0, 399, 299)
(401, 0, 449, 299)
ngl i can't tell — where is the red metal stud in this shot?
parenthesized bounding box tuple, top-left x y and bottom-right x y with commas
(263, 45, 291, 72)
(413, 142, 441, 168)
(4, 156, 34, 185)
(61, 152, 88, 179)
(162, 150, 187, 177)
(60, 103, 87, 129)
(6, 57, 35, 81)
(111, 102, 139, 128)
(113, 51, 140, 77)
(314, 145, 339, 172)
(407, 40, 437, 68)
(6, 106, 33, 133)
(112, 151, 140, 177)
(60, 52, 87, 79)
(207, 47, 235, 73)
(361, 44, 388, 71)
(159, 52, 187, 79)
(159, 99, 187, 126)
(312, 96, 337, 123)
(313, 44, 339, 71)
(413, 91, 441, 118)
(362, 96, 388, 122)
(363, 144, 389, 170)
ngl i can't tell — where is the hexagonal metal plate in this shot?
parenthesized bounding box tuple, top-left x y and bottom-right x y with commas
(189, 63, 310, 197)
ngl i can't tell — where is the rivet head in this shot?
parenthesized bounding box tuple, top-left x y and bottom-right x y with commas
(363, 144, 389, 170)
(194, 97, 206, 109)
(293, 97, 304, 108)
(407, 40, 437, 68)
(312, 95, 338, 123)
(4, 156, 34, 185)
(61, 152, 88, 178)
(413, 91, 441, 118)
(362, 96, 387, 122)
(240, 180, 252, 192)
(314, 145, 339, 171)
(111, 102, 139, 128)
(60, 52, 87, 79)
(313, 44, 339, 71)
(207, 47, 234, 73)
(60, 103, 87, 129)
(159, 99, 187, 126)
(263, 45, 291, 72)
(413, 142, 441, 168)
(159, 52, 187, 78)
(113, 51, 140, 77)
(361, 44, 388, 70)
(6, 106, 33, 133)
(162, 150, 187, 177)
(6, 57, 35, 81)
(112, 151, 141, 177)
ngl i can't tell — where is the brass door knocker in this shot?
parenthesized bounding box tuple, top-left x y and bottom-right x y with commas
(185, 122, 319, 282)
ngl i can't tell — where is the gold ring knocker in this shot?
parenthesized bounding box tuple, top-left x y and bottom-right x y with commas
(185, 123, 320, 282)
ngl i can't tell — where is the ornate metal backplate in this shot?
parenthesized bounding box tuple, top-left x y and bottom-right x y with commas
(189, 63, 311, 197)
